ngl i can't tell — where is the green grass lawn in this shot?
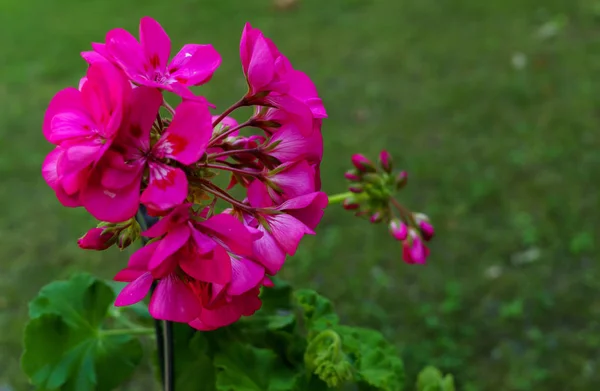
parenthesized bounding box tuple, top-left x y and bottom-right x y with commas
(1, 0, 599, 389)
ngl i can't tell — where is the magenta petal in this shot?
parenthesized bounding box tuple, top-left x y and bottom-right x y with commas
(81, 171, 141, 223)
(143, 204, 192, 238)
(277, 192, 328, 230)
(269, 161, 315, 199)
(149, 274, 202, 323)
(114, 272, 153, 306)
(239, 23, 256, 75)
(129, 241, 159, 269)
(287, 69, 327, 118)
(228, 258, 264, 296)
(106, 28, 147, 79)
(119, 86, 163, 147)
(247, 34, 275, 92)
(266, 214, 313, 256)
(247, 180, 273, 208)
(148, 225, 191, 271)
(43, 87, 87, 143)
(139, 16, 171, 73)
(170, 44, 221, 86)
(180, 244, 232, 285)
(156, 100, 212, 165)
(42, 147, 63, 190)
(141, 165, 188, 212)
(267, 94, 313, 136)
(199, 214, 253, 256)
(190, 228, 217, 254)
(252, 225, 286, 275)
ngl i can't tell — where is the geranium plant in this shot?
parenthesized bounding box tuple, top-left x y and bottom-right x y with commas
(23, 16, 444, 391)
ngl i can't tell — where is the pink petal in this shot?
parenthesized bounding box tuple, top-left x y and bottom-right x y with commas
(148, 225, 191, 271)
(60, 141, 104, 176)
(251, 225, 286, 275)
(81, 51, 109, 65)
(105, 28, 147, 80)
(190, 228, 217, 254)
(169, 44, 221, 86)
(239, 23, 257, 75)
(190, 289, 262, 330)
(149, 274, 203, 323)
(198, 214, 253, 256)
(141, 164, 188, 212)
(287, 69, 327, 118)
(81, 171, 141, 223)
(277, 192, 328, 230)
(266, 94, 313, 136)
(42, 147, 63, 190)
(114, 272, 153, 306)
(266, 214, 313, 256)
(269, 160, 315, 199)
(100, 154, 144, 190)
(117, 86, 163, 149)
(139, 16, 171, 73)
(180, 244, 232, 285)
(228, 258, 264, 296)
(247, 180, 273, 208)
(247, 34, 275, 93)
(43, 88, 86, 143)
(143, 204, 192, 238)
(154, 100, 212, 165)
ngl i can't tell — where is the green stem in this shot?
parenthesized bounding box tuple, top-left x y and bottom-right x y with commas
(101, 328, 155, 337)
(327, 192, 354, 205)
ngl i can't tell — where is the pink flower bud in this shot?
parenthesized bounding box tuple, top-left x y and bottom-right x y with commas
(344, 170, 361, 182)
(402, 235, 429, 265)
(379, 150, 393, 173)
(343, 199, 360, 210)
(419, 220, 435, 241)
(389, 219, 408, 241)
(349, 185, 364, 194)
(351, 154, 376, 173)
(78, 228, 117, 251)
(396, 171, 408, 190)
(370, 212, 382, 223)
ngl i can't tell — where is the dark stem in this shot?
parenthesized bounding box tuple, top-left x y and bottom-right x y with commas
(135, 207, 174, 391)
(211, 98, 246, 129)
(206, 147, 258, 161)
(204, 163, 262, 177)
(194, 179, 255, 212)
(208, 120, 253, 147)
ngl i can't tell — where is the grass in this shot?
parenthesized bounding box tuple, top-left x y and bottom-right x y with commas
(1, 0, 599, 389)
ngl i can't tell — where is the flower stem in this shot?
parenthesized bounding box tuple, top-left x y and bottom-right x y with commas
(163, 99, 176, 116)
(211, 98, 247, 128)
(207, 148, 258, 161)
(208, 120, 252, 147)
(204, 163, 262, 177)
(163, 320, 174, 391)
(198, 180, 254, 212)
(327, 192, 354, 205)
(100, 328, 155, 337)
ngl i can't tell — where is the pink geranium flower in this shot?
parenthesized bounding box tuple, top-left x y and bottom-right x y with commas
(91, 16, 221, 101)
(41, 62, 131, 208)
(81, 87, 213, 222)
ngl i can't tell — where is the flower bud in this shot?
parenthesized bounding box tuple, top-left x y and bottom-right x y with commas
(369, 212, 383, 223)
(379, 150, 393, 173)
(389, 218, 408, 241)
(402, 234, 429, 264)
(117, 221, 141, 250)
(418, 220, 435, 241)
(349, 185, 364, 194)
(344, 170, 361, 182)
(395, 171, 408, 190)
(351, 154, 376, 173)
(362, 173, 382, 185)
(78, 228, 117, 251)
(343, 198, 360, 210)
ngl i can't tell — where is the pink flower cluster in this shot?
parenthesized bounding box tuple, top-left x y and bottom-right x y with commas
(42, 17, 327, 330)
(343, 150, 434, 265)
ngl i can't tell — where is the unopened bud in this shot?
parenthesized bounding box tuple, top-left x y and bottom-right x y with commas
(379, 150, 393, 173)
(343, 198, 360, 210)
(418, 220, 435, 241)
(389, 219, 408, 241)
(362, 173, 381, 185)
(396, 171, 408, 190)
(370, 212, 383, 224)
(351, 154, 376, 173)
(349, 185, 364, 194)
(344, 170, 361, 182)
(78, 228, 117, 251)
(117, 221, 141, 250)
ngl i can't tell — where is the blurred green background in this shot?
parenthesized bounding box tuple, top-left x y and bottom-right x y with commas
(1, 0, 599, 390)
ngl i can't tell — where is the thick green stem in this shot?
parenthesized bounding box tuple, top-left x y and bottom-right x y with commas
(327, 192, 354, 205)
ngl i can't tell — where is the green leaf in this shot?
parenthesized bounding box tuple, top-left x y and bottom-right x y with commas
(174, 329, 216, 391)
(21, 273, 143, 391)
(293, 289, 339, 334)
(215, 344, 296, 391)
(416, 366, 455, 391)
(335, 325, 405, 391)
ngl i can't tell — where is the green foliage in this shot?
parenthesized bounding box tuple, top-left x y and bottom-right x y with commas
(21, 273, 143, 390)
(23, 275, 406, 391)
(416, 366, 455, 391)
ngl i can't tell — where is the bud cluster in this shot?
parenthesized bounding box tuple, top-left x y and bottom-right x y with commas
(343, 150, 434, 264)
